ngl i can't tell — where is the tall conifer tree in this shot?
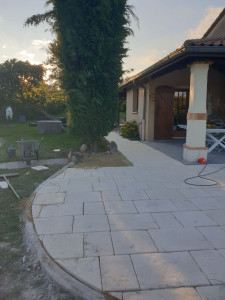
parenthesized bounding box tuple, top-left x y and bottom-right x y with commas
(26, 0, 135, 148)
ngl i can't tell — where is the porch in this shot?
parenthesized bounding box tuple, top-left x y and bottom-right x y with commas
(144, 137, 225, 165)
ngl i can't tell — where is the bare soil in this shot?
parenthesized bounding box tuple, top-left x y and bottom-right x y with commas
(75, 151, 132, 168)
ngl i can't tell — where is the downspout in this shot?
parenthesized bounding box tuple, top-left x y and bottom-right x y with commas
(133, 80, 146, 141)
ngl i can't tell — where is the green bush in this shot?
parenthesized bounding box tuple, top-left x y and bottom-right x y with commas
(120, 121, 139, 139)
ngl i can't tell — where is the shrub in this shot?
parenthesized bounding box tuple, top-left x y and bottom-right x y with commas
(120, 121, 139, 139)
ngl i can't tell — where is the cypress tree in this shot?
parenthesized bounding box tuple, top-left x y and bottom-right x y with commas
(26, 0, 135, 149)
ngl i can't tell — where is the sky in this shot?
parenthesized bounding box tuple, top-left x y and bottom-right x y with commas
(0, 0, 224, 78)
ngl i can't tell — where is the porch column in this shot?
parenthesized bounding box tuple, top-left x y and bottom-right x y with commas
(183, 61, 212, 162)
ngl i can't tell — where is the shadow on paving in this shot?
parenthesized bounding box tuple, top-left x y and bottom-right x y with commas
(144, 137, 225, 165)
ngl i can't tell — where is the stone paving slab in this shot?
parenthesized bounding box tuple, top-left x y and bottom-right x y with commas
(111, 230, 157, 254)
(108, 213, 158, 231)
(39, 203, 83, 217)
(34, 192, 65, 205)
(197, 226, 225, 248)
(119, 189, 149, 201)
(73, 215, 110, 233)
(191, 250, 225, 284)
(205, 209, 225, 225)
(84, 202, 105, 215)
(42, 233, 83, 259)
(93, 180, 118, 191)
(62, 181, 93, 192)
(116, 181, 151, 190)
(134, 199, 178, 213)
(131, 252, 209, 289)
(205, 188, 225, 197)
(84, 232, 114, 257)
(170, 198, 199, 211)
(38, 185, 60, 193)
(172, 211, 217, 227)
(32, 204, 42, 218)
(196, 285, 225, 300)
(218, 248, 225, 258)
(145, 187, 185, 200)
(102, 190, 122, 201)
(123, 288, 202, 300)
(65, 190, 102, 203)
(177, 187, 210, 198)
(151, 212, 183, 228)
(104, 200, 138, 214)
(34, 216, 73, 235)
(57, 257, 102, 290)
(149, 228, 213, 251)
(190, 197, 225, 210)
(100, 255, 140, 291)
(31, 132, 225, 297)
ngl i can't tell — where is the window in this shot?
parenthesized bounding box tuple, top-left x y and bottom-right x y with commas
(173, 90, 189, 130)
(133, 89, 139, 113)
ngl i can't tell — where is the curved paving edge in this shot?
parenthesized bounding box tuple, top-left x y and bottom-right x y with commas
(23, 132, 225, 300)
(22, 163, 114, 300)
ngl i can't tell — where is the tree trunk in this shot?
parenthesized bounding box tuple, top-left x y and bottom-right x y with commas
(90, 139, 99, 152)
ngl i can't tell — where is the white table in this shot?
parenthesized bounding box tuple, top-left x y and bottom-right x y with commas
(178, 125, 225, 153)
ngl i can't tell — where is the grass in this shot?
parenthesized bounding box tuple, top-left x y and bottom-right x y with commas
(0, 165, 70, 298)
(0, 122, 83, 163)
(0, 166, 62, 254)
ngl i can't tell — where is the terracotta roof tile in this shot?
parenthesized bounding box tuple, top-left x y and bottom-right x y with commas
(184, 36, 225, 47)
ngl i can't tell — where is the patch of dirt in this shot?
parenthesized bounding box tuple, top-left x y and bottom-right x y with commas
(74, 151, 132, 168)
(0, 247, 74, 300)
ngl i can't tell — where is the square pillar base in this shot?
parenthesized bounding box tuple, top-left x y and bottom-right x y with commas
(183, 145, 208, 162)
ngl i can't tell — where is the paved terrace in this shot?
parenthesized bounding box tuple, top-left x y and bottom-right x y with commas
(32, 132, 225, 300)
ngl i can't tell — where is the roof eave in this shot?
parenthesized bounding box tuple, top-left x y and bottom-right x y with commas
(121, 46, 225, 89)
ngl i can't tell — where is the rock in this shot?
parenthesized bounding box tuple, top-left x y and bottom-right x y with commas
(23, 256, 26, 264)
(109, 141, 118, 154)
(80, 144, 87, 152)
(0, 181, 8, 189)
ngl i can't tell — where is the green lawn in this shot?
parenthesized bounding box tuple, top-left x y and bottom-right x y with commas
(0, 122, 83, 163)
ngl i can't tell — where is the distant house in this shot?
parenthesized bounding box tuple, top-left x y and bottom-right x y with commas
(120, 8, 225, 162)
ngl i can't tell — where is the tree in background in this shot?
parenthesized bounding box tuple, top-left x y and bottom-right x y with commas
(0, 59, 43, 105)
(22, 81, 66, 119)
(0, 59, 65, 120)
(26, 0, 136, 149)
(0, 59, 43, 120)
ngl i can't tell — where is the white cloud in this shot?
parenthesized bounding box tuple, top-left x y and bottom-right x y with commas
(123, 48, 167, 76)
(32, 40, 51, 47)
(19, 50, 35, 60)
(2, 45, 6, 49)
(188, 6, 224, 39)
(2, 55, 8, 59)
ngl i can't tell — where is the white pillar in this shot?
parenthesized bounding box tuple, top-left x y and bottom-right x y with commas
(183, 62, 212, 162)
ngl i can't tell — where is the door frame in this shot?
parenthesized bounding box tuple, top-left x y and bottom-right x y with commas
(154, 85, 175, 140)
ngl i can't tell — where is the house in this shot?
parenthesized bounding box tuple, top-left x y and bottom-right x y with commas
(120, 8, 225, 162)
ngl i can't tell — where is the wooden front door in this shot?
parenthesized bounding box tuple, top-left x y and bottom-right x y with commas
(155, 86, 175, 140)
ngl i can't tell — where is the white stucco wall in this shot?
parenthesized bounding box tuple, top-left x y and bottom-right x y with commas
(126, 86, 145, 138)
